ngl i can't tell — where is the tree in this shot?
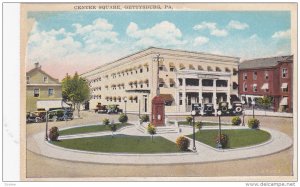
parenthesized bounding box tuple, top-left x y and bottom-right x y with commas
(147, 124, 156, 142)
(257, 96, 273, 115)
(62, 72, 90, 118)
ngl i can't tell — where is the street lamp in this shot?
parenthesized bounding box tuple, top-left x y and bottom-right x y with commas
(241, 100, 245, 126)
(152, 54, 164, 96)
(251, 100, 255, 118)
(45, 106, 49, 141)
(124, 97, 127, 115)
(216, 110, 222, 149)
(191, 110, 197, 152)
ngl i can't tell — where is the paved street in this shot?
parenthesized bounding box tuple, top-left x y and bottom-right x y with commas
(25, 111, 295, 179)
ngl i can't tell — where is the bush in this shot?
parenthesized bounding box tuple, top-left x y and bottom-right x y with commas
(176, 136, 190, 151)
(186, 116, 193, 125)
(147, 124, 156, 142)
(215, 134, 228, 148)
(118, 113, 128, 124)
(48, 126, 59, 141)
(248, 118, 260, 129)
(231, 116, 241, 126)
(103, 118, 110, 125)
(196, 121, 203, 130)
(140, 114, 149, 122)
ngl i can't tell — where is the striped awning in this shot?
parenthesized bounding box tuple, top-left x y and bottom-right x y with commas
(159, 78, 165, 83)
(169, 78, 175, 83)
(261, 83, 269, 89)
(179, 63, 185, 69)
(144, 79, 149, 83)
(281, 83, 288, 89)
(169, 62, 175, 67)
(280, 97, 288, 106)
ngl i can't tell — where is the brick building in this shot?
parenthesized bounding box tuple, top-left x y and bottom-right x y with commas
(238, 55, 293, 112)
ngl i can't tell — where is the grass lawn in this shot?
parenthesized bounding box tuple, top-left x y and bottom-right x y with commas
(187, 129, 271, 149)
(51, 134, 181, 153)
(59, 123, 132, 136)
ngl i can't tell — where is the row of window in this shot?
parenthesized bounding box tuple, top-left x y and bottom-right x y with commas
(159, 64, 238, 76)
(27, 76, 48, 84)
(242, 83, 288, 93)
(90, 66, 150, 84)
(91, 95, 139, 103)
(243, 68, 288, 81)
(33, 88, 54, 97)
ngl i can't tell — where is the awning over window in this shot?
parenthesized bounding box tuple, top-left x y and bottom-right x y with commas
(169, 62, 175, 67)
(159, 78, 165, 83)
(280, 97, 288, 106)
(261, 83, 269, 89)
(160, 94, 174, 102)
(281, 83, 288, 89)
(179, 63, 185, 69)
(169, 78, 175, 83)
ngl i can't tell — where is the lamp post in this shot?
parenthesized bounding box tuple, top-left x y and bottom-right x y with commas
(45, 106, 49, 141)
(216, 110, 222, 149)
(152, 54, 164, 96)
(241, 100, 245, 126)
(124, 97, 127, 115)
(191, 110, 197, 151)
(251, 100, 255, 118)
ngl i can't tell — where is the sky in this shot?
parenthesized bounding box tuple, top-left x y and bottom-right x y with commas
(26, 11, 291, 80)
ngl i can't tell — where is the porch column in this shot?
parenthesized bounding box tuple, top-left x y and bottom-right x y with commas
(182, 78, 187, 112)
(198, 78, 203, 104)
(213, 79, 217, 116)
(226, 78, 231, 108)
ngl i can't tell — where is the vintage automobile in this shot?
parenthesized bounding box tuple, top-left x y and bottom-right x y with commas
(218, 102, 230, 115)
(106, 104, 123, 114)
(230, 102, 243, 115)
(26, 110, 46, 123)
(203, 103, 214, 116)
(48, 109, 74, 121)
(94, 103, 108, 113)
(191, 103, 203, 115)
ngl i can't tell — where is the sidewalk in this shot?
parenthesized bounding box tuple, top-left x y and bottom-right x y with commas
(27, 122, 293, 165)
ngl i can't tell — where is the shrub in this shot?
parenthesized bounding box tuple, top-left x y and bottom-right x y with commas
(196, 121, 203, 130)
(248, 118, 260, 129)
(231, 116, 241, 126)
(215, 134, 228, 148)
(103, 118, 110, 125)
(140, 114, 149, 122)
(186, 116, 193, 125)
(147, 124, 156, 142)
(48, 126, 59, 141)
(176, 136, 190, 151)
(118, 113, 128, 124)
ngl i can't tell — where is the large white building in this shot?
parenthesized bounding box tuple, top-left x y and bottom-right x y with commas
(81, 47, 240, 114)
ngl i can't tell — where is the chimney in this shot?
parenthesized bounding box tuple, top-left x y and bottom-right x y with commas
(34, 62, 41, 69)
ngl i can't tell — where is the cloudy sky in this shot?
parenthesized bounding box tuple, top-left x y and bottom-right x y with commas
(27, 11, 291, 80)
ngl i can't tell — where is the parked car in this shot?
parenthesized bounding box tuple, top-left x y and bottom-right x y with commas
(107, 104, 123, 114)
(203, 103, 214, 116)
(48, 109, 73, 121)
(217, 102, 230, 115)
(26, 110, 46, 123)
(192, 103, 203, 115)
(230, 102, 243, 115)
(94, 103, 108, 113)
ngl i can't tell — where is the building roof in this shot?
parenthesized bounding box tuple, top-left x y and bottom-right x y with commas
(239, 55, 293, 70)
(81, 47, 240, 77)
(26, 63, 60, 83)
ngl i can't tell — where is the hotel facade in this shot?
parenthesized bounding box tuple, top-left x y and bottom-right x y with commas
(81, 47, 240, 114)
